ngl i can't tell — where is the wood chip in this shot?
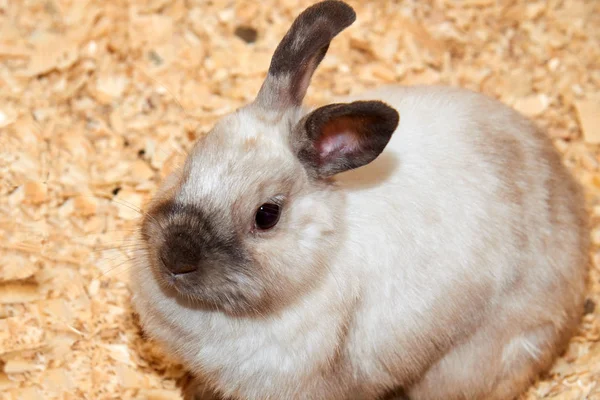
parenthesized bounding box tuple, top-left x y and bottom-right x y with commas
(144, 389, 184, 400)
(21, 181, 48, 205)
(576, 100, 600, 144)
(19, 33, 80, 77)
(0, 371, 16, 391)
(7, 386, 43, 400)
(131, 160, 156, 183)
(41, 368, 75, 395)
(0, 282, 40, 304)
(0, 317, 45, 355)
(3, 359, 44, 374)
(514, 94, 550, 117)
(0, 254, 38, 282)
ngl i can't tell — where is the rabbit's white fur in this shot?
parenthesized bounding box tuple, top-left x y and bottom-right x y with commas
(131, 84, 588, 400)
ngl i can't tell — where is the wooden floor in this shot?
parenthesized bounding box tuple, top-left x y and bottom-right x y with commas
(0, 0, 599, 399)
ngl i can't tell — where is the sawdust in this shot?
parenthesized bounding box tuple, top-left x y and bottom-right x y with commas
(0, 0, 599, 399)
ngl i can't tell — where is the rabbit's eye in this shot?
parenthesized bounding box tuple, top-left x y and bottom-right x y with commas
(255, 203, 281, 230)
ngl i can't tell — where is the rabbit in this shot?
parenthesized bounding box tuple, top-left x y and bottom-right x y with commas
(129, 1, 590, 399)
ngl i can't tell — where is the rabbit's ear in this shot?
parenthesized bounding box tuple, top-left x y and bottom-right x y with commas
(254, 0, 355, 110)
(292, 101, 399, 178)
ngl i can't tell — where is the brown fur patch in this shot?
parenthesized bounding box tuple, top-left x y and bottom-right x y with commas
(243, 135, 258, 151)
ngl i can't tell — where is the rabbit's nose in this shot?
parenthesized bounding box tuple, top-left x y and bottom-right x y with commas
(159, 229, 201, 275)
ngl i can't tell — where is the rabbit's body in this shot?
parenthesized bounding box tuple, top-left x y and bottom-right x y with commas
(132, 84, 587, 400)
(130, 2, 589, 399)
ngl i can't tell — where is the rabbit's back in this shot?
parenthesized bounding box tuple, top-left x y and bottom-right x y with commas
(339, 85, 587, 294)
(334, 85, 589, 397)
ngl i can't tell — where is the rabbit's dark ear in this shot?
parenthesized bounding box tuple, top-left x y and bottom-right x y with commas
(292, 101, 399, 178)
(254, 0, 355, 110)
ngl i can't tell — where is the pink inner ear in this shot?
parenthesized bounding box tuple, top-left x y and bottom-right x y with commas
(316, 115, 363, 160)
(319, 130, 360, 157)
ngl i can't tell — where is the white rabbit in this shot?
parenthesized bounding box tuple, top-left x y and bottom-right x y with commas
(129, 1, 590, 399)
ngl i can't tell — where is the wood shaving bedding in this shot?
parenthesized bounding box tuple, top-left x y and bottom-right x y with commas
(0, 0, 599, 399)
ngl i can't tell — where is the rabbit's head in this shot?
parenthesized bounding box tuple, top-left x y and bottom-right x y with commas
(140, 0, 399, 316)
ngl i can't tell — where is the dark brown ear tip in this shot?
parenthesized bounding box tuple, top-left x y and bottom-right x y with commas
(348, 100, 400, 131)
(312, 0, 357, 28)
(377, 101, 400, 132)
(255, 0, 356, 109)
(294, 0, 356, 35)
